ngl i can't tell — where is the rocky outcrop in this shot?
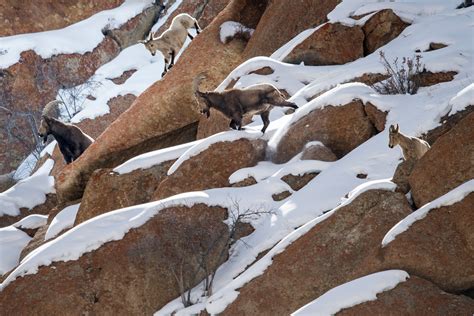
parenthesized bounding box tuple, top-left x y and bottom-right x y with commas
(273, 100, 376, 163)
(409, 112, 474, 207)
(284, 23, 364, 66)
(392, 159, 416, 194)
(222, 190, 412, 315)
(0, 6, 160, 174)
(155, 0, 232, 34)
(338, 276, 474, 315)
(243, 0, 340, 58)
(424, 105, 473, 145)
(0, 0, 124, 37)
(153, 138, 266, 200)
(56, 0, 269, 202)
(281, 173, 318, 191)
(0, 204, 230, 314)
(362, 9, 409, 54)
(382, 193, 474, 292)
(300, 143, 337, 161)
(75, 160, 174, 225)
(417, 71, 457, 88)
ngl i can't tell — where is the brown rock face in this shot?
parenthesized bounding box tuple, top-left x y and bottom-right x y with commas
(284, 23, 365, 66)
(0, 6, 159, 174)
(281, 173, 318, 191)
(155, 0, 232, 34)
(362, 9, 409, 54)
(0, 0, 124, 36)
(273, 101, 376, 163)
(382, 193, 474, 292)
(392, 159, 416, 194)
(424, 105, 473, 145)
(364, 102, 387, 132)
(409, 112, 474, 207)
(154, 138, 266, 200)
(338, 276, 474, 316)
(222, 190, 412, 315)
(197, 109, 253, 140)
(0, 204, 229, 314)
(75, 160, 174, 225)
(56, 0, 268, 202)
(300, 143, 337, 161)
(77, 94, 137, 139)
(243, 0, 340, 58)
(416, 71, 457, 87)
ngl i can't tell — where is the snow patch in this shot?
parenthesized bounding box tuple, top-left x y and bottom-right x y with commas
(13, 214, 48, 230)
(219, 21, 254, 44)
(114, 141, 197, 175)
(292, 270, 410, 316)
(0, 159, 55, 217)
(0, 226, 31, 275)
(45, 204, 81, 241)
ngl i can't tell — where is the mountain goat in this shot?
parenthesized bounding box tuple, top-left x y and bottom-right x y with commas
(388, 124, 430, 161)
(140, 13, 201, 76)
(38, 101, 94, 164)
(193, 74, 299, 133)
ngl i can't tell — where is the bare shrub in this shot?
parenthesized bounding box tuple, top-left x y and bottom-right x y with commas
(167, 200, 273, 307)
(371, 51, 424, 95)
(56, 77, 102, 121)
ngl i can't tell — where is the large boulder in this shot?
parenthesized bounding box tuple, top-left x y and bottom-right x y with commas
(409, 112, 474, 207)
(55, 0, 269, 202)
(382, 193, 474, 292)
(424, 105, 473, 145)
(0, 6, 160, 174)
(338, 276, 474, 315)
(243, 0, 340, 58)
(283, 23, 364, 66)
(300, 142, 337, 161)
(222, 190, 412, 315)
(75, 160, 174, 225)
(0, 204, 230, 314)
(362, 9, 409, 54)
(273, 100, 376, 163)
(154, 138, 266, 200)
(0, 0, 123, 37)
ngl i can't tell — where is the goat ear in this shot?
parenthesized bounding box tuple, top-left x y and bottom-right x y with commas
(395, 124, 399, 132)
(389, 125, 394, 133)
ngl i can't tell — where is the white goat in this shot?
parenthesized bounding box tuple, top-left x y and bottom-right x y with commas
(141, 13, 201, 76)
(388, 124, 430, 161)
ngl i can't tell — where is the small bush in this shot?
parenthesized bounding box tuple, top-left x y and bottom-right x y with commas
(371, 51, 424, 95)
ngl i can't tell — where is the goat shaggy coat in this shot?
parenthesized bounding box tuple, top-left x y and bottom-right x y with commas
(38, 116, 94, 164)
(195, 81, 298, 133)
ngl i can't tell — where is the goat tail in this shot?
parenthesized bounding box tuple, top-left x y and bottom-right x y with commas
(192, 72, 207, 94)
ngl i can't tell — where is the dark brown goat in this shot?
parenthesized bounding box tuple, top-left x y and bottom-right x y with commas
(38, 116, 94, 164)
(193, 75, 298, 133)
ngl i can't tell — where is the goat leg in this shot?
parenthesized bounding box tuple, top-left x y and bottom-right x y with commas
(194, 22, 201, 34)
(260, 111, 270, 134)
(169, 50, 176, 68)
(187, 33, 194, 40)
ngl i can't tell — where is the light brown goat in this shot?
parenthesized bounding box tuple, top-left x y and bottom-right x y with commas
(193, 75, 298, 133)
(140, 13, 201, 76)
(388, 124, 430, 161)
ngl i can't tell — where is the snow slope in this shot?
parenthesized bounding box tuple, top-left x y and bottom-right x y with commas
(13, 214, 48, 230)
(0, 0, 154, 69)
(291, 270, 410, 316)
(0, 226, 31, 275)
(0, 159, 55, 217)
